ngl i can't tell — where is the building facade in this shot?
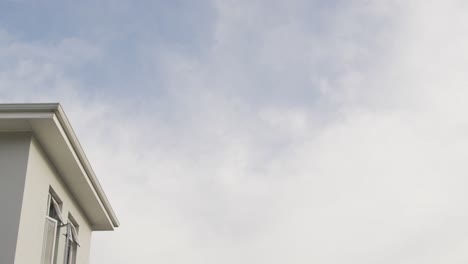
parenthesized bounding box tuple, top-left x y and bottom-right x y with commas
(0, 104, 119, 264)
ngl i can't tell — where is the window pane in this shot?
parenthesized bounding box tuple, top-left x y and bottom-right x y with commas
(41, 218, 57, 264)
(49, 197, 64, 223)
(64, 239, 77, 264)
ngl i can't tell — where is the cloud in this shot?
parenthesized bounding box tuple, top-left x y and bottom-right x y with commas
(2, 0, 468, 263)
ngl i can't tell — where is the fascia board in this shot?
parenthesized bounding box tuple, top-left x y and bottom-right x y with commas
(0, 103, 60, 112)
(53, 105, 120, 228)
(0, 112, 55, 119)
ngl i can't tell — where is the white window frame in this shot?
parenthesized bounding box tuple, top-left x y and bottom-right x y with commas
(41, 194, 62, 264)
(64, 218, 79, 264)
(50, 196, 65, 223)
(41, 216, 58, 264)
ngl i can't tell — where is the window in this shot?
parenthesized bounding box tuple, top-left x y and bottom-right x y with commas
(41, 193, 64, 264)
(64, 216, 79, 264)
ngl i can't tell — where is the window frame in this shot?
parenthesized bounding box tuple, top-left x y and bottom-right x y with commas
(64, 216, 79, 264)
(41, 192, 63, 264)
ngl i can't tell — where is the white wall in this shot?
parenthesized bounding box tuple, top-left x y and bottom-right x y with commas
(14, 137, 93, 264)
(0, 133, 31, 264)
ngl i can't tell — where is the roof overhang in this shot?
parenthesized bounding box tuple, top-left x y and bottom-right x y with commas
(0, 103, 119, 230)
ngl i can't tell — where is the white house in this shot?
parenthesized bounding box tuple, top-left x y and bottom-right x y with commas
(0, 103, 119, 264)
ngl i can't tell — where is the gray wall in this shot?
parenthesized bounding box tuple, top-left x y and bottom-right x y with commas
(0, 133, 31, 264)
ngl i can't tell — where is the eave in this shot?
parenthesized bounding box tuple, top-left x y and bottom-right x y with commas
(0, 103, 119, 230)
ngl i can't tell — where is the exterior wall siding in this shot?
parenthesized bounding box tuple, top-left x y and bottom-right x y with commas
(0, 133, 31, 264)
(14, 137, 93, 264)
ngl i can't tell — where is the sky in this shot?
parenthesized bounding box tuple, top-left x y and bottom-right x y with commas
(2, 0, 468, 263)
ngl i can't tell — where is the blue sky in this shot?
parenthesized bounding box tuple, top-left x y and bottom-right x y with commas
(0, 0, 216, 99)
(3, 0, 468, 263)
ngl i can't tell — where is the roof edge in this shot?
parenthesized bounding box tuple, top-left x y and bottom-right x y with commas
(0, 103, 120, 228)
(0, 103, 60, 112)
(54, 105, 120, 227)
